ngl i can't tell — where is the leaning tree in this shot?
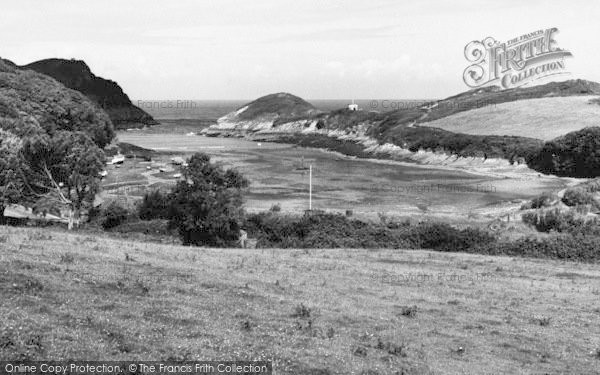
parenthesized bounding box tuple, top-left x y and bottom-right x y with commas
(9, 131, 105, 228)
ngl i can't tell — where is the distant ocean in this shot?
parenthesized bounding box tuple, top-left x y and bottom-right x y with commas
(133, 99, 433, 121)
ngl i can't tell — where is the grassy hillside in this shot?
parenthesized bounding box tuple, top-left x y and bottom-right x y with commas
(422, 79, 600, 123)
(234, 92, 322, 122)
(1, 226, 599, 373)
(421, 96, 600, 140)
(0, 58, 114, 148)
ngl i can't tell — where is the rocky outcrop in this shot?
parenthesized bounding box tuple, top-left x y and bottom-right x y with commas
(22, 58, 157, 129)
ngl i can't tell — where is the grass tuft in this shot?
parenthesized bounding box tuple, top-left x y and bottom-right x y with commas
(292, 303, 312, 318)
(399, 305, 418, 318)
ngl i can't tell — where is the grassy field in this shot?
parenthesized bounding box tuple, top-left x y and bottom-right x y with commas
(1, 226, 600, 374)
(422, 96, 600, 141)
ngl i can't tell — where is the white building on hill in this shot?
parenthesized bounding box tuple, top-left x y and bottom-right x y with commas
(348, 99, 359, 111)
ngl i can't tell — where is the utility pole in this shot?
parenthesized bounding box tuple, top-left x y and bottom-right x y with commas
(309, 164, 312, 211)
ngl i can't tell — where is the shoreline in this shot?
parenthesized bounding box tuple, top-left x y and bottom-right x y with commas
(117, 129, 574, 224)
(200, 128, 579, 185)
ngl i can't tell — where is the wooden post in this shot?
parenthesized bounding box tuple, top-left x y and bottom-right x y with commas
(68, 208, 73, 230)
(309, 165, 312, 211)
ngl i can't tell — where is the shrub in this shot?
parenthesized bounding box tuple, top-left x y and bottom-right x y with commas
(523, 192, 555, 210)
(579, 178, 600, 193)
(562, 188, 599, 208)
(100, 202, 130, 230)
(246, 212, 413, 249)
(138, 190, 171, 220)
(168, 153, 247, 246)
(399, 305, 418, 318)
(522, 208, 588, 233)
(292, 303, 312, 318)
(470, 234, 600, 262)
(269, 203, 281, 212)
(407, 222, 496, 252)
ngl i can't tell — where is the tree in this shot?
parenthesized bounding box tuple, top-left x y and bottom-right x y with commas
(529, 127, 600, 177)
(48, 131, 105, 212)
(9, 131, 104, 228)
(168, 153, 248, 246)
(0, 129, 25, 222)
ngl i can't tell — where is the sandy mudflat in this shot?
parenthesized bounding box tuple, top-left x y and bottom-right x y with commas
(118, 131, 569, 222)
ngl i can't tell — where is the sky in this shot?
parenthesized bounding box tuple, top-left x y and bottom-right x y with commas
(2, 0, 599, 100)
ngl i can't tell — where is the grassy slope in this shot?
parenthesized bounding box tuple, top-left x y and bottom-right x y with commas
(2, 226, 600, 374)
(422, 79, 600, 123)
(421, 96, 600, 141)
(235, 93, 321, 122)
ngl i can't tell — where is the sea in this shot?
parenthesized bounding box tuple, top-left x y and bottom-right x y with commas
(133, 99, 433, 121)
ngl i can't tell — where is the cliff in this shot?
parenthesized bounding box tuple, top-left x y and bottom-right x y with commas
(22, 58, 157, 129)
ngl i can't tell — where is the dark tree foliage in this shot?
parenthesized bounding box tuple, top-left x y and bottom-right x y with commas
(0, 58, 111, 222)
(0, 58, 114, 148)
(0, 129, 24, 221)
(528, 127, 600, 177)
(2, 130, 104, 215)
(100, 202, 129, 230)
(138, 190, 171, 220)
(168, 153, 248, 246)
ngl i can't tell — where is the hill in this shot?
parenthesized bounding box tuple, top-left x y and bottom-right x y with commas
(422, 79, 600, 123)
(22, 58, 157, 129)
(1, 225, 599, 373)
(0, 58, 114, 147)
(208, 92, 322, 133)
(204, 80, 600, 176)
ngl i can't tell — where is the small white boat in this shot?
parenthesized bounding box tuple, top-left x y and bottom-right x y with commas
(171, 157, 185, 165)
(109, 154, 125, 165)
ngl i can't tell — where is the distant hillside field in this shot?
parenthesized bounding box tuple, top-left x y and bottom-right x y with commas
(421, 96, 600, 141)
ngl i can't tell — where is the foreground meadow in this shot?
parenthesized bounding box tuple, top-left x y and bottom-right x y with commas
(1, 226, 599, 374)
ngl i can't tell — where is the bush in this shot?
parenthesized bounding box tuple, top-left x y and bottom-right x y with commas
(561, 188, 599, 208)
(245, 213, 499, 250)
(138, 190, 171, 220)
(168, 153, 247, 247)
(269, 203, 281, 212)
(579, 178, 600, 193)
(471, 234, 600, 262)
(522, 192, 555, 210)
(407, 222, 496, 252)
(522, 208, 589, 233)
(100, 202, 130, 230)
(245, 212, 413, 249)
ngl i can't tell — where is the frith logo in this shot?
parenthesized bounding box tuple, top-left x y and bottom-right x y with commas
(463, 28, 573, 89)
